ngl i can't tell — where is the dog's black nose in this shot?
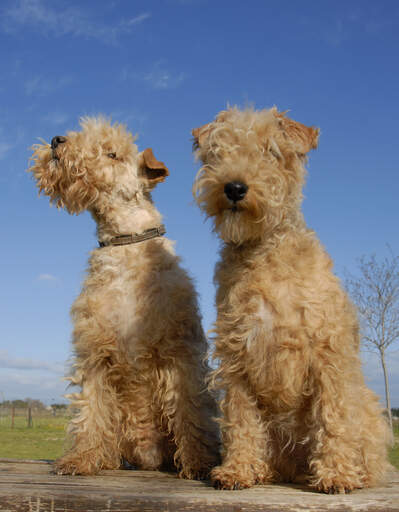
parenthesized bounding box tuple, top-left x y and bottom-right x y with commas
(51, 135, 67, 150)
(224, 181, 248, 202)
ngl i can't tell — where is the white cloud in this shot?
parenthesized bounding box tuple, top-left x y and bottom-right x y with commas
(0, 124, 25, 161)
(0, 141, 14, 160)
(324, 19, 346, 47)
(126, 61, 187, 90)
(0, 369, 68, 403)
(42, 112, 70, 126)
(108, 108, 148, 128)
(4, 0, 56, 27)
(2, 0, 150, 44)
(24, 75, 73, 97)
(124, 12, 151, 27)
(173, 0, 204, 4)
(0, 350, 64, 374)
(37, 273, 58, 282)
(361, 349, 399, 407)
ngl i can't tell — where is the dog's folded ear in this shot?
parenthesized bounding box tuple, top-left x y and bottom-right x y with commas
(276, 113, 319, 155)
(141, 148, 169, 183)
(192, 123, 212, 149)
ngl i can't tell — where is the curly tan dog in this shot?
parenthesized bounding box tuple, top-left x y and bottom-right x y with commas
(192, 106, 390, 493)
(29, 117, 218, 478)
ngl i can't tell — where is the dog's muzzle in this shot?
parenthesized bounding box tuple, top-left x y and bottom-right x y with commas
(51, 135, 67, 149)
(51, 135, 67, 160)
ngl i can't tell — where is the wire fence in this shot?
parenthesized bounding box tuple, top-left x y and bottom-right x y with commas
(0, 406, 70, 429)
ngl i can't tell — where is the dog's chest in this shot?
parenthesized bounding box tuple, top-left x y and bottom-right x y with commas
(216, 267, 310, 408)
(87, 248, 151, 342)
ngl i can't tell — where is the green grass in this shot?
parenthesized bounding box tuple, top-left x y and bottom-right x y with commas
(0, 415, 398, 470)
(0, 415, 69, 460)
(389, 425, 399, 469)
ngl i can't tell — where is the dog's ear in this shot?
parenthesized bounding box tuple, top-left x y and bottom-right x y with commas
(140, 148, 169, 183)
(276, 113, 319, 155)
(192, 123, 212, 149)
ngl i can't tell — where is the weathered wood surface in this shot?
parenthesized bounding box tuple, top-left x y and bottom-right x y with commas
(0, 459, 398, 512)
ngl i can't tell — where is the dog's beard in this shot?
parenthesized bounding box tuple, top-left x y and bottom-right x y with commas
(196, 183, 281, 244)
(211, 190, 287, 244)
(213, 202, 266, 244)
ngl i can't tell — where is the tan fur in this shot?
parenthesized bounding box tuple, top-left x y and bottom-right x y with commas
(192, 106, 390, 493)
(29, 117, 219, 478)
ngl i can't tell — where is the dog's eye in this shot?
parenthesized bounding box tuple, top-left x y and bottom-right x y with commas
(269, 148, 281, 160)
(107, 152, 117, 159)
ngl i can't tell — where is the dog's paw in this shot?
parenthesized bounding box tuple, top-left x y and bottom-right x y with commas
(54, 455, 100, 476)
(213, 478, 249, 490)
(211, 465, 256, 490)
(182, 469, 209, 481)
(179, 464, 214, 481)
(178, 450, 220, 481)
(313, 478, 362, 494)
(54, 460, 83, 476)
(326, 486, 352, 494)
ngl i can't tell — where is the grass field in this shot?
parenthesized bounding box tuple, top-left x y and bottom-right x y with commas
(390, 424, 399, 469)
(0, 414, 69, 460)
(0, 415, 398, 470)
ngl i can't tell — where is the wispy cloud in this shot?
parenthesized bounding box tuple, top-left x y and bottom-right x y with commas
(0, 125, 25, 161)
(0, 369, 68, 402)
(324, 19, 346, 47)
(0, 141, 14, 160)
(124, 12, 151, 27)
(361, 349, 399, 407)
(37, 273, 58, 282)
(362, 349, 399, 378)
(173, 0, 204, 4)
(108, 109, 148, 128)
(42, 112, 70, 126)
(24, 75, 73, 97)
(298, 6, 397, 49)
(0, 350, 64, 374)
(2, 0, 150, 44)
(124, 61, 187, 90)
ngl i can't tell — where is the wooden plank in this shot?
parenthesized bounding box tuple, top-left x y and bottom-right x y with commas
(0, 459, 398, 511)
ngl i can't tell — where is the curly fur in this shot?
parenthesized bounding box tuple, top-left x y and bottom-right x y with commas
(192, 106, 390, 493)
(29, 117, 219, 478)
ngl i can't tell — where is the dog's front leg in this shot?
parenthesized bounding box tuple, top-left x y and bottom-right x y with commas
(157, 358, 219, 480)
(307, 353, 368, 494)
(55, 359, 123, 475)
(210, 376, 272, 490)
(55, 299, 123, 476)
(120, 367, 165, 471)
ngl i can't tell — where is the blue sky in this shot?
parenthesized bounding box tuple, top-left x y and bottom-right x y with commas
(0, 0, 398, 406)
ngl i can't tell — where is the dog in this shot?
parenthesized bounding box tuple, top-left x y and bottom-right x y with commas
(192, 106, 390, 493)
(29, 116, 218, 478)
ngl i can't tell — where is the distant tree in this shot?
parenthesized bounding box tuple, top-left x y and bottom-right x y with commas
(51, 403, 67, 411)
(345, 248, 399, 433)
(12, 399, 28, 408)
(25, 399, 45, 410)
(1, 399, 46, 409)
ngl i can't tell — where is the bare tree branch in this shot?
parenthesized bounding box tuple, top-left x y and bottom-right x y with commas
(345, 246, 399, 433)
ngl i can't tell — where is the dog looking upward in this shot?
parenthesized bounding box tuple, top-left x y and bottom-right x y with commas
(29, 117, 219, 478)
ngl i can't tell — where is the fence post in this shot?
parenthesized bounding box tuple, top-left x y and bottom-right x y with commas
(27, 407, 33, 428)
(11, 406, 15, 429)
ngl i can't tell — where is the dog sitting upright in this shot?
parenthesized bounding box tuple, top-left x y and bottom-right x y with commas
(192, 106, 389, 493)
(29, 117, 218, 478)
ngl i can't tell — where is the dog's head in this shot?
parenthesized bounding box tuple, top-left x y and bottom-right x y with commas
(29, 117, 168, 215)
(192, 107, 319, 244)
